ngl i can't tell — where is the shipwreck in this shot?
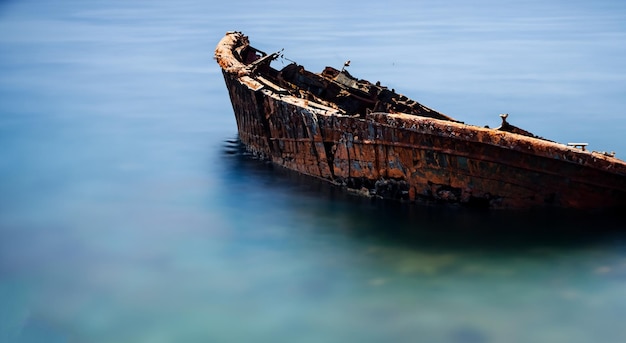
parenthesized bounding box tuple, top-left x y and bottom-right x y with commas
(215, 31, 626, 209)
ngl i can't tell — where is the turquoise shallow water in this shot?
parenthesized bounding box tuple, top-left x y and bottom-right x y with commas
(2, 0, 626, 342)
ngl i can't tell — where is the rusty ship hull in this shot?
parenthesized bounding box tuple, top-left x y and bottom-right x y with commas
(215, 31, 626, 209)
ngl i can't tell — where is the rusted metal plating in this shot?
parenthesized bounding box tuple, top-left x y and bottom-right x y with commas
(215, 31, 626, 209)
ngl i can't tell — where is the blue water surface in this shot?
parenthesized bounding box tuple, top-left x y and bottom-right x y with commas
(2, 0, 626, 342)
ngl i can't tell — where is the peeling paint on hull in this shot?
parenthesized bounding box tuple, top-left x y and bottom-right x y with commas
(215, 31, 626, 209)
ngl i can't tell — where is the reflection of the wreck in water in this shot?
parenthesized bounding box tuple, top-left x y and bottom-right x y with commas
(221, 136, 626, 251)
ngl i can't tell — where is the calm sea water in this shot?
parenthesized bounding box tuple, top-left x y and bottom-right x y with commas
(2, 0, 626, 342)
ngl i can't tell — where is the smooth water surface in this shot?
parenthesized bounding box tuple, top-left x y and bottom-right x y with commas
(2, 1, 626, 342)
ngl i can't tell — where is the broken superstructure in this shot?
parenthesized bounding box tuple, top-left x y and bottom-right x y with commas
(215, 31, 626, 209)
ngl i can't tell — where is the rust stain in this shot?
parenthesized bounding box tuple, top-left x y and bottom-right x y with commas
(215, 31, 626, 209)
